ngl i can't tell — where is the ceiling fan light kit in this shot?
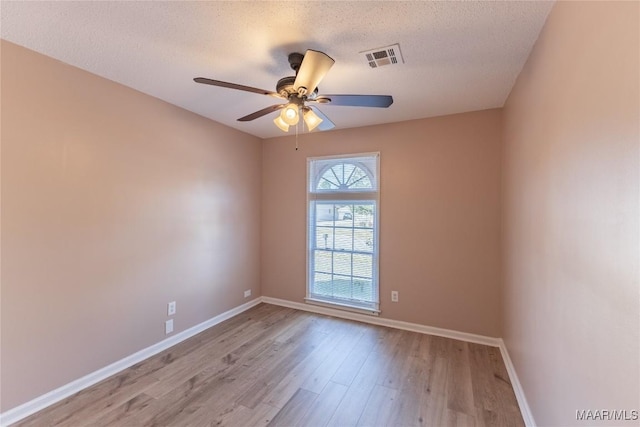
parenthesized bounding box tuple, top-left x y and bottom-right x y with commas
(281, 104, 299, 126)
(194, 49, 393, 133)
(273, 115, 290, 132)
(302, 107, 323, 131)
(274, 95, 324, 131)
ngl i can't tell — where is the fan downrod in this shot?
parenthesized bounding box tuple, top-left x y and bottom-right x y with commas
(288, 52, 304, 73)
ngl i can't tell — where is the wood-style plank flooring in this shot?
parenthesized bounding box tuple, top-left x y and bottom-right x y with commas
(14, 303, 524, 426)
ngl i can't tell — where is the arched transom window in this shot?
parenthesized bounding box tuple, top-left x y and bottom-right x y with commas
(317, 162, 373, 191)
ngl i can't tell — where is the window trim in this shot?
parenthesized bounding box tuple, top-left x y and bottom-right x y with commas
(304, 297, 380, 316)
(306, 152, 380, 315)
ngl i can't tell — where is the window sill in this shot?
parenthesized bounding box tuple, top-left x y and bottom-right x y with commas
(304, 298, 380, 316)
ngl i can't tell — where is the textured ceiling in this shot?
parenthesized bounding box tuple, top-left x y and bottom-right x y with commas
(1, 1, 554, 139)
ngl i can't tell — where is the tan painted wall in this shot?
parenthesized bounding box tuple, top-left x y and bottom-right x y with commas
(262, 110, 503, 337)
(0, 41, 262, 411)
(6, 2, 637, 419)
(502, 2, 639, 426)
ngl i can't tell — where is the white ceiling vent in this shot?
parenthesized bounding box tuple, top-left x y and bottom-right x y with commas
(361, 43, 404, 69)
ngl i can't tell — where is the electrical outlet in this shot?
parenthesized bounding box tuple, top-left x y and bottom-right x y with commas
(165, 319, 174, 335)
(168, 301, 176, 316)
(391, 291, 399, 302)
(244, 290, 251, 298)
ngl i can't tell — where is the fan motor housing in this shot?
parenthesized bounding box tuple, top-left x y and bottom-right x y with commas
(276, 76, 318, 99)
(276, 76, 296, 97)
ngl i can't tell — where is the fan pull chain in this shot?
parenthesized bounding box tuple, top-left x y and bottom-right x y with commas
(295, 114, 299, 151)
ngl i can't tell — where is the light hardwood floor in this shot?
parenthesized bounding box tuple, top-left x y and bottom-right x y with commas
(14, 303, 524, 426)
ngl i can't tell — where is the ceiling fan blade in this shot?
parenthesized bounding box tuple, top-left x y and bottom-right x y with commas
(194, 77, 283, 98)
(293, 50, 335, 95)
(308, 106, 335, 131)
(237, 104, 285, 122)
(314, 94, 393, 108)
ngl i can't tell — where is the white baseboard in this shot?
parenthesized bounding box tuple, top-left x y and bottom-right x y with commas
(261, 296, 501, 347)
(263, 296, 534, 425)
(0, 297, 262, 427)
(2, 296, 534, 427)
(498, 339, 536, 427)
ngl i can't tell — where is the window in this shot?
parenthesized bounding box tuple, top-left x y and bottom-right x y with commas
(307, 153, 380, 314)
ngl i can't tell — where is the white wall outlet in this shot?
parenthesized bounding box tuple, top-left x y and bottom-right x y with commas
(244, 290, 251, 298)
(165, 319, 174, 335)
(391, 291, 399, 302)
(168, 301, 176, 316)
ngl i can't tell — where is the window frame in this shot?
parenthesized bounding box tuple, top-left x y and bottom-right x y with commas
(306, 152, 380, 315)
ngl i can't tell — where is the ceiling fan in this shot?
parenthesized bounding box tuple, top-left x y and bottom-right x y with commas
(194, 49, 393, 132)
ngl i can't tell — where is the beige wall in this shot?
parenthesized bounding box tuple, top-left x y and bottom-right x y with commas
(0, 41, 262, 411)
(502, 2, 639, 426)
(4, 1, 638, 420)
(262, 110, 503, 337)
